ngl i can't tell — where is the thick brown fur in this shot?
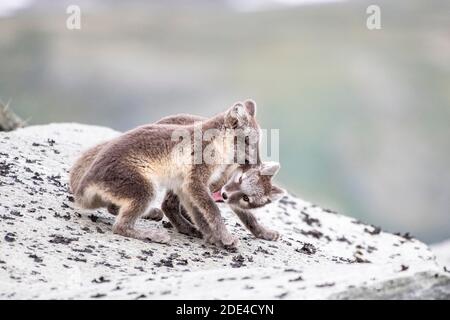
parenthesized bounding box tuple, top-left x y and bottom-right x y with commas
(71, 101, 261, 246)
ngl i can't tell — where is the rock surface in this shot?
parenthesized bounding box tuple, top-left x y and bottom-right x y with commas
(431, 240, 450, 269)
(0, 123, 448, 299)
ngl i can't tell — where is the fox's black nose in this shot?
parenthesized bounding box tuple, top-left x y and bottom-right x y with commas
(221, 192, 228, 200)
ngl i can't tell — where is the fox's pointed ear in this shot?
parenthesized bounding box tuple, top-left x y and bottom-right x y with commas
(269, 185, 285, 202)
(260, 161, 280, 176)
(244, 99, 257, 117)
(225, 102, 247, 129)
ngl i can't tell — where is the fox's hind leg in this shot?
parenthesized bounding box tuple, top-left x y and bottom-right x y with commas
(141, 208, 164, 221)
(113, 201, 170, 244)
(107, 203, 119, 215)
(107, 204, 164, 221)
(161, 191, 202, 238)
(111, 176, 170, 244)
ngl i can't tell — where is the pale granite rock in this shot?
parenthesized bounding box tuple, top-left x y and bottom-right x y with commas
(431, 240, 450, 269)
(0, 123, 448, 299)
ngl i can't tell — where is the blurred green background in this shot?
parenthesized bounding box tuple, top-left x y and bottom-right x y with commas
(0, 0, 449, 243)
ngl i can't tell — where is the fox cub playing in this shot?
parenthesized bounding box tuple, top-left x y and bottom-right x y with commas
(70, 100, 283, 247)
(71, 118, 283, 243)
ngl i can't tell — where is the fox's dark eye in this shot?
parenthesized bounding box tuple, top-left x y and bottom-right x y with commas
(239, 175, 243, 184)
(242, 195, 250, 202)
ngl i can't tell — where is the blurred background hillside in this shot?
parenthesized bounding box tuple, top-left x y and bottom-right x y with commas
(0, 0, 449, 243)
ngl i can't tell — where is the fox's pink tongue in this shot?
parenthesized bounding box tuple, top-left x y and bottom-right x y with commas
(212, 191, 223, 202)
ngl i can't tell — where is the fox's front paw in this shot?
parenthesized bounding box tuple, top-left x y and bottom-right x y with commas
(204, 233, 223, 247)
(205, 232, 239, 249)
(259, 229, 280, 241)
(220, 233, 240, 248)
(143, 230, 170, 244)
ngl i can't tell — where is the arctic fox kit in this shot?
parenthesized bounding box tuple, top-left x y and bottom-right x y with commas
(71, 100, 283, 247)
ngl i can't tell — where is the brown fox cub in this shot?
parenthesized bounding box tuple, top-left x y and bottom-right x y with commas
(70, 100, 281, 247)
(70, 112, 284, 243)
